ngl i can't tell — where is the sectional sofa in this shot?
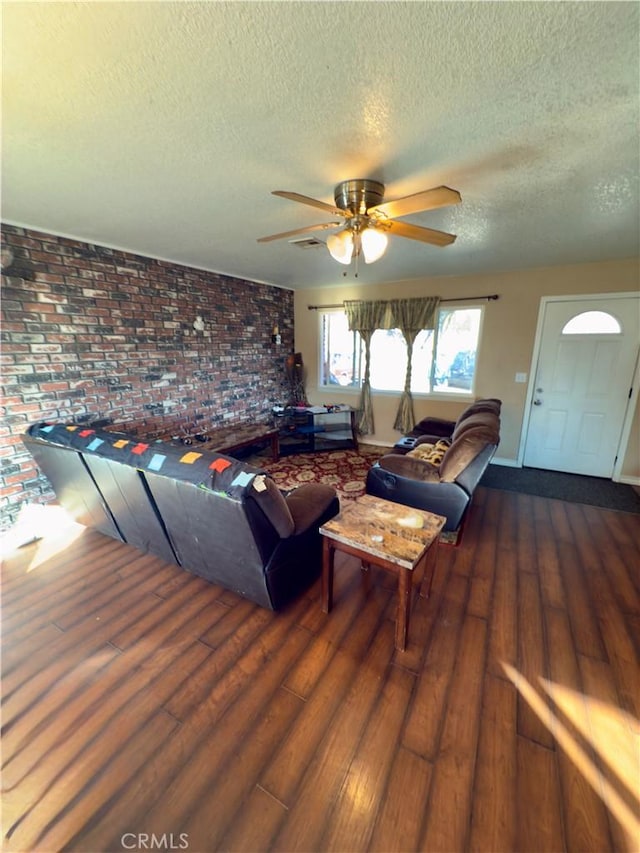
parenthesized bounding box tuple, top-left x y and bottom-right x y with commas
(23, 422, 339, 609)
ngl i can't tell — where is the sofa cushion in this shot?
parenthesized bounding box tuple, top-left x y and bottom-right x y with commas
(379, 454, 441, 482)
(439, 427, 494, 482)
(407, 438, 451, 465)
(285, 484, 338, 535)
(460, 398, 502, 418)
(409, 416, 456, 439)
(250, 475, 295, 537)
(452, 411, 500, 443)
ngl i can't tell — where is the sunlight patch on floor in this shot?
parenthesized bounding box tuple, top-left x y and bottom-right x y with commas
(540, 678, 640, 813)
(1, 504, 85, 571)
(502, 662, 640, 849)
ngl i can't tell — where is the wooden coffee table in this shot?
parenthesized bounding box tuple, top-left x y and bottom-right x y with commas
(171, 422, 280, 461)
(206, 422, 279, 461)
(320, 495, 446, 651)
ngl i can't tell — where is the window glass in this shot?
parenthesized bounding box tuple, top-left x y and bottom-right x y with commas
(433, 307, 483, 393)
(320, 311, 361, 387)
(319, 305, 483, 395)
(370, 328, 408, 391)
(562, 311, 622, 335)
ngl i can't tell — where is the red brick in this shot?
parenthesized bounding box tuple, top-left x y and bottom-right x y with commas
(30, 344, 63, 353)
(33, 272, 65, 284)
(40, 382, 71, 392)
(37, 292, 68, 304)
(23, 302, 58, 313)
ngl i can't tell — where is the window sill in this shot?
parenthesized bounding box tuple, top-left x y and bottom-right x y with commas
(318, 385, 475, 402)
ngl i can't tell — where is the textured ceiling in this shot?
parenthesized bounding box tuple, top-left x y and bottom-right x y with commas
(2, 1, 639, 290)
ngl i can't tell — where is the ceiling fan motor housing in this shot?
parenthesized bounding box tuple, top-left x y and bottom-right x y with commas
(334, 179, 385, 215)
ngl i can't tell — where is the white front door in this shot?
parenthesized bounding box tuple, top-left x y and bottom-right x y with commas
(523, 296, 639, 477)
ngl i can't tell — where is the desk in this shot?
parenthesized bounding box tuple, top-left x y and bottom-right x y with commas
(320, 494, 445, 651)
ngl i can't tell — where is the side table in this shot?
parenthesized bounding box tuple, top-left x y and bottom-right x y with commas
(320, 494, 446, 651)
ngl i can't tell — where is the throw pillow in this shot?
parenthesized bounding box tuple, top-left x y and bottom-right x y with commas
(407, 438, 450, 465)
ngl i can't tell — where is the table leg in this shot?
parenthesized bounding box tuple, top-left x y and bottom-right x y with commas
(271, 433, 280, 462)
(395, 567, 411, 651)
(360, 560, 372, 593)
(321, 537, 334, 613)
(419, 540, 439, 599)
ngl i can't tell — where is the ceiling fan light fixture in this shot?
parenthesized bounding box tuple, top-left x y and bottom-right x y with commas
(327, 229, 354, 264)
(361, 226, 388, 263)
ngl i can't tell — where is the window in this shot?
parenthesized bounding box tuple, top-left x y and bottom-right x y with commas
(319, 305, 483, 394)
(562, 311, 622, 335)
(320, 311, 362, 387)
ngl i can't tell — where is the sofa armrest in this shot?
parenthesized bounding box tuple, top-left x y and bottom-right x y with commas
(285, 483, 338, 535)
(365, 464, 470, 531)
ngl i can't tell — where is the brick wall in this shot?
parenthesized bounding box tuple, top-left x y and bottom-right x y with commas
(1, 224, 295, 529)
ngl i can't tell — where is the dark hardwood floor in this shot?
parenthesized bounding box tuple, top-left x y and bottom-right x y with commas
(2, 487, 639, 852)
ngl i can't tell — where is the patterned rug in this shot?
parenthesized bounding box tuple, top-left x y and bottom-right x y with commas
(246, 445, 388, 502)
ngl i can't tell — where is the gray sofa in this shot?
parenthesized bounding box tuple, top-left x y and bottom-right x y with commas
(366, 399, 501, 532)
(23, 422, 339, 610)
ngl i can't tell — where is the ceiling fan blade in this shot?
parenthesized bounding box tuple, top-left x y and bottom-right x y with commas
(369, 185, 461, 219)
(257, 222, 341, 243)
(386, 219, 456, 247)
(272, 190, 349, 217)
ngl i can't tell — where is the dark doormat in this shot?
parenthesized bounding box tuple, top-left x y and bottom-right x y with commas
(480, 464, 640, 513)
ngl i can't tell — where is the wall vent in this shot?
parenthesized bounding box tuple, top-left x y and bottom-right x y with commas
(289, 238, 326, 250)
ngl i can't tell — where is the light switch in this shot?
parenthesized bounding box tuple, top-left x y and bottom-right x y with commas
(515, 372, 527, 383)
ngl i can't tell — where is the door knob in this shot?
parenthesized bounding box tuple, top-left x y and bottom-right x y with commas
(533, 399, 542, 406)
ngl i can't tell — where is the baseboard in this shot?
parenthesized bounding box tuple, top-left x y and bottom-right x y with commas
(617, 474, 640, 487)
(489, 456, 520, 468)
(359, 440, 394, 448)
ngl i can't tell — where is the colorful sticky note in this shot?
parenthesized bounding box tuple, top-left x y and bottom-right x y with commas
(113, 439, 129, 449)
(180, 451, 202, 464)
(66, 425, 78, 431)
(87, 438, 104, 451)
(41, 425, 55, 433)
(131, 443, 149, 455)
(79, 429, 95, 437)
(230, 472, 254, 488)
(209, 458, 232, 472)
(147, 453, 166, 471)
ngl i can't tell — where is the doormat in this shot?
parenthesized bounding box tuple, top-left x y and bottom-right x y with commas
(480, 464, 640, 513)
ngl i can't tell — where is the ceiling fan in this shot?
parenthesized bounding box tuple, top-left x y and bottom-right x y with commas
(257, 179, 461, 265)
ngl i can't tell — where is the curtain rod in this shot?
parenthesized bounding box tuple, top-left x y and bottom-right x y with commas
(307, 294, 499, 310)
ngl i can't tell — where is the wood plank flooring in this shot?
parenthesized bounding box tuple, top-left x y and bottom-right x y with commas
(2, 487, 639, 852)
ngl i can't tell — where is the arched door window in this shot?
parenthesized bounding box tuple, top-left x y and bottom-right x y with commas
(561, 311, 622, 335)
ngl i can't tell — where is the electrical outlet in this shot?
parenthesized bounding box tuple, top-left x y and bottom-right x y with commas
(515, 372, 527, 383)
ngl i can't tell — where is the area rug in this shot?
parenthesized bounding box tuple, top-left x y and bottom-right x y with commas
(246, 445, 388, 502)
(480, 463, 640, 514)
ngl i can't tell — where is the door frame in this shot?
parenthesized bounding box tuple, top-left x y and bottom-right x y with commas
(518, 292, 640, 482)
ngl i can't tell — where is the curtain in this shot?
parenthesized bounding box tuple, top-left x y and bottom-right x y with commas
(345, 296, 440, 435)
(344, 300, 389, 435)
(389, 297, 440, 433)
